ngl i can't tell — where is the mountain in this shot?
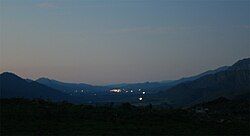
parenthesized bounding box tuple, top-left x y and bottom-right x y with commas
(228, 58, 250, 70)
(168, 66, 229, 86)
(0, 72, 69, 101)
(1, 58, 249, 106)
(25, 78, 33, 83)
(156, 58, 250, 107)
(36, 78, 110, 94)
(106, 66, 229, 93)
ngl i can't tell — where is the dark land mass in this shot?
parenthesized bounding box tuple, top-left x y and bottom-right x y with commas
(155, 58, 250, 107)
(1, 98, 249, 135)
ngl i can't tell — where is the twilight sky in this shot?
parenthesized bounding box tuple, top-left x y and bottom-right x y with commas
(0, 0, 250, 85)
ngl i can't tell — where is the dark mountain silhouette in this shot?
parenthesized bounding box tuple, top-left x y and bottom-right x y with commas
(107, 65, 229, 93)
(25, 78, 33, 83)
(0, 72, 69, 101)
(167, 66, 229, 86)
(1, 58, 249, 106)
(228, 58, 250, 70)
(36, 77, 110, 94)
(35, 62, 229, 95)
(157, 58, 250, 107)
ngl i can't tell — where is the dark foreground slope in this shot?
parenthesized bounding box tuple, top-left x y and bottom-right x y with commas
(1, 98, 249, 135)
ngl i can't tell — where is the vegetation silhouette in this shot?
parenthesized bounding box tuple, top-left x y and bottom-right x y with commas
(1, 98, 249, 135)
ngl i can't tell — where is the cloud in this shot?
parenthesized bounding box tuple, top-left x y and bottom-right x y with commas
(36, 2, 57, 9)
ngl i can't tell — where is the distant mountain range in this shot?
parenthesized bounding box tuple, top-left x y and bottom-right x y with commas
(155, 58, 250, 107)
(20, 61, 232, 95)
(36, 77, 110, 95)
(106, 65, 229, 93)
(0, 72, 69, 101)
(1, 58, 249, 107)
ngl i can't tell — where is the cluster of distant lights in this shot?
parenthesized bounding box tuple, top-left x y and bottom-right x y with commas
(69, 88, 145, 101)
(110, 88, 145, 93)
(76, 90, 85, 93)
(69, 89, 97, 96)
(110, 88, 146, 101)
(110, 89, 122, 93)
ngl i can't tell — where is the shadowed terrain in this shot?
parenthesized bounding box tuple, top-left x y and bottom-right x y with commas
(1, 98, 249, 135)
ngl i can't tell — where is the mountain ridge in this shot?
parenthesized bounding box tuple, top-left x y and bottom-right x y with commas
(1, 58, 249, 106)
(156, 58, 250, 107)
(0, 72, 70, 101)
(36, 77, 110, 94)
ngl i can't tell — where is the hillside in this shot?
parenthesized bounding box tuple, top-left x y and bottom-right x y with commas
(36, 77, 110, 94)
(0, 72, 69, 101)
(1, 98, 249, 135)
(157, 58, 250, 107)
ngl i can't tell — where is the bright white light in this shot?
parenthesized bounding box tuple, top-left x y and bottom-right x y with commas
(125, 91, 128, 93)
(110, 89, 122, 93)
(138, 97, 143, 101)
(142, 91, 146, 94)
(130, 90, 133, 93)
(81, 90, 84, 92)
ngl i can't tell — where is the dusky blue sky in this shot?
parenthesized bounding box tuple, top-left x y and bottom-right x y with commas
(1, 0, 250, 85)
